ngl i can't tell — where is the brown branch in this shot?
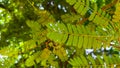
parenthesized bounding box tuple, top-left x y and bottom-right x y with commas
(77, 17, 88, 25)
(101, 0, 118, 11)
(64, 60, 69, 68)
(111, 45, 120, 50)
(59, 60, 63, 68)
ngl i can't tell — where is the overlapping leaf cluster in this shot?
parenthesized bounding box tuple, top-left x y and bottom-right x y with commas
(47, 23, 112, 49)
(0, 0, 120, 68)
(69, 54, 120, 68)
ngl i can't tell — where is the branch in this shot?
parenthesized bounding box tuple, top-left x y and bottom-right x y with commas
(101, 0, 118, 11)
(77, 17, 88, 24)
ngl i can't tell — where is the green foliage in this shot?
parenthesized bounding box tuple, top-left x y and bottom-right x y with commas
(0, 0, 120, 68)
(46, 22, 112, 49)
(69, 54, 120, 67)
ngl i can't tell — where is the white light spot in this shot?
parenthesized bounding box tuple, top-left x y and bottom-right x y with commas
(21, 26, 23, 28)
(39, 4, 44, 10)
(62, 7, 67, 12)
(110, 42, 115, 45)
(55, 56, 58, 58)
(50, 23, 53, 27)
(0, 0, 2, 2)
(6, 40, 9, 42)
(102, 28, 107, 31)
(1, 14, 3, 16)
(51, 1, 54, 6)
(18, 55, 22, 60)
(85, 49, 94, 55)
(92, 53, 97, 59)
(101, 47, 104, 51)
(0, 9, 3, 13)
(106, 46, 112, 50)
(0, 54, 8, 59)
(58, 4, 61, 9)
(66, 50, 68, 54)
(7, 15, 11, 18)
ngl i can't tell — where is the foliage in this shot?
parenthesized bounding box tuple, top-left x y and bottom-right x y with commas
(0, 0, 120, 68)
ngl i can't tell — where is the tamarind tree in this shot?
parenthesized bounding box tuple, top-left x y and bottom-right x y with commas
(0, 0, 120, 68)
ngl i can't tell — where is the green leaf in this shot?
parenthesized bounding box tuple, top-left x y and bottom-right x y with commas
(34, 51, 42, 63)
(88, 55, 95, 65)
(78, 36, 83, 48)
(85, 26, 91, 34)
(60, 23, 68, 33)
(47, 32, 54, 41)
(83, 36, 88, 49)
(76, 57, 83, 65)
(56, 33, 63, 43)
(53, 32, 60, 42)
(69, 57, 84, 66)
(77, 4, 84, 14)
(102, 11, 106, 17)
(80, 55, 88, 65)
(66, 0, 76, 5)
(88, 3, 97, 21)
(61, 34, 68, 44)
(81, 25, 86, 34)
(46, 23, 53, 31)
(86, 0, 89, 7)
(73, 36, 78, 46)
(49, 23, 58, 31)
(41, 60, 47, 66)
(72, 25, 78, 34)
(113, 55, 120, 63)
(73, 2, 81, 10)
(103, 55, 109, 65)
(76, 25, 82, 34)
(81, 7, 88, 15)
(93, 15, 100, 24)
(108, 56, 113, 64)
(92, 38, 98, 49)
(89, 12, 96, 21)
(67, 24, 73, 34)
(66, 35, 73, 46)
(98, 9, 102, 15)
(25, 56, 35, 67)
(87, 37, 93, 48)
(97, 56, 104, 65)
(69, 58, 77, 66)
(26, 20, 41, 31)
(97, 39, 102, 49)
(73, 57, 81, 66)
